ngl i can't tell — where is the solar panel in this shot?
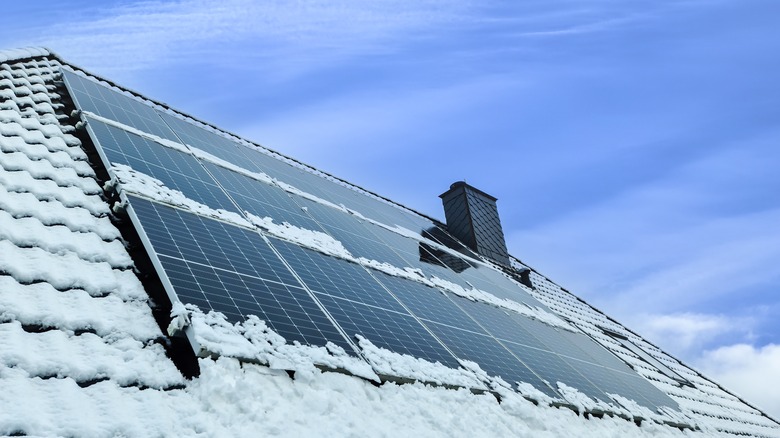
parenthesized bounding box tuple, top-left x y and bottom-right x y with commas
(157, 111, 428, 233)
(62, 70, 180, 143)
(456, 261, 544, 307)
(448, 297, 549, 350)
(501, 340, 606, 402)
(267, 236, 461, 368)
(371, 273, 564, 397)
(156, 111, 255, 166)
(127, 195, 354, 352)
(370, 272, 485, 334)
(615, 337, 691, 385)
(86, 116, 239, 213)
(63, 72, 690, 416)
(425, 322, 559, 397)
(353, 218, 478, 289)
(285, 195, 418, 269)
(558, 330, 638, 374)
(435, 290, 621, 402)
(202, 162, 322, 230)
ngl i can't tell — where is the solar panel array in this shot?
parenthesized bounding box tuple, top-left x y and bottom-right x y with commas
(62, 68, 683, 415)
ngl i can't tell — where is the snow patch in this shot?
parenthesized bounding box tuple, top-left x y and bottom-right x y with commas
(0, 150, 99, 193)
(0, 185, 119, 240)
(0, 47, 51, 63)
(247, 213, 352, 260)
(0, 241, 146, 301)
(0, 210, 131, 267)
(356, 335, 487, 389)
(0, 277, 160, 341)
(0, 321, 182, 389)
(0, 169, 108, 215)
(183, 305, 379, 382)
(111, 164, 252, 227)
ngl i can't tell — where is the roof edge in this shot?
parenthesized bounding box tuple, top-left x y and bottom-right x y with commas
(0, 47, 54, 64)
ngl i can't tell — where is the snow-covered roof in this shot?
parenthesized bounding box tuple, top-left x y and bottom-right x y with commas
(1, 47, 778, 437)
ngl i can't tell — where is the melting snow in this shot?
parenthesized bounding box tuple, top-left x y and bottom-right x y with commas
(355, 334, 487, 389)
(179, 305, 379, 382)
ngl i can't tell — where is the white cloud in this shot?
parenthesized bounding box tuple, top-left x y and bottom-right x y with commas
(640, 313, 735, 352)
(632, 312, 753, 359)
(696, 343, 780, 420)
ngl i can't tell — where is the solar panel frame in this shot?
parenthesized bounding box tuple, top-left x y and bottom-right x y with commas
(62, 69, 181, 143)
(84, 116, 240, 213)
(266, 236, 463, 369)
(124, 194, 358, 354)
(202, 161, 323, 230)
(425, 321, 560, 398)
(156, 110, 256, 166)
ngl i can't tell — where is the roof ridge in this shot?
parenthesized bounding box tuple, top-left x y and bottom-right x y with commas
(0, 47, 53, 64)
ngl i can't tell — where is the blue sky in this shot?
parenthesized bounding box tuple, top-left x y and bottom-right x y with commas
(3, 0, 778, 416)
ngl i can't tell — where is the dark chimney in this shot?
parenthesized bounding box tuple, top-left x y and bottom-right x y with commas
(439, 181, 510, 267)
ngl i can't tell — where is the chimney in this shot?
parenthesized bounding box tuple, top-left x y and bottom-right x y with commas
(439, 181, 511, 267)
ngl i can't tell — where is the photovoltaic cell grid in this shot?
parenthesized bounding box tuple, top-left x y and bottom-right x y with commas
(267, 236, 461, 369)
(62, 69, 181, 143)
(86, 117, 239, 213)
(156, 111, 255, 166)
(160, 101, 438, 237)
(64, 69, 684, 414)
(129, 195, 354, 352)
(159, 109, 429, 232)
(202, 161, 322, 231)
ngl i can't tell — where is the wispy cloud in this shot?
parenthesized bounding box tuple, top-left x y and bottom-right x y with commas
(6, 0, 703, 83)
(511, 14, 643, 38)
(507, 129, 780, 337)
(20, 0, 473, 77)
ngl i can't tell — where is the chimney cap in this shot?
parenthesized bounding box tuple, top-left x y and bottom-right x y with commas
(439, 180, 498, 202)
